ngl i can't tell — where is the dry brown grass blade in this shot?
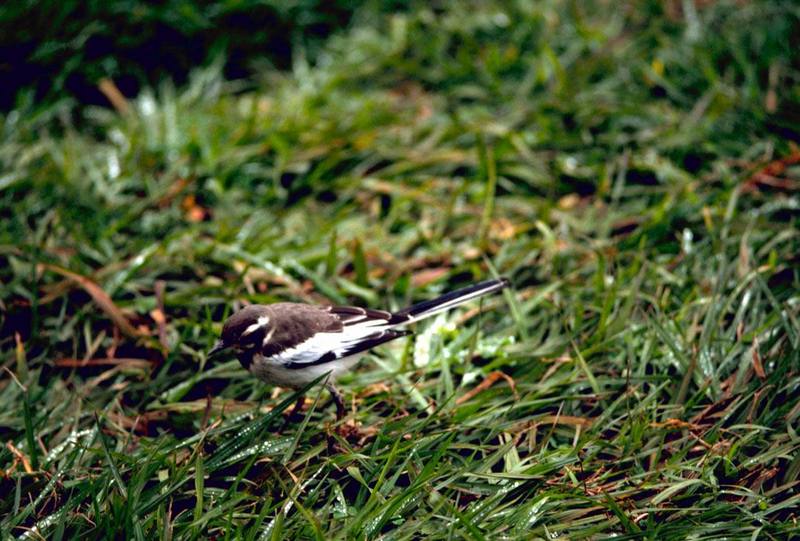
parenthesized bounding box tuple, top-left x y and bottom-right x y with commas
(98, 77, 130, 114)
(107, 410, 169, 434)
(456, 370, 518, 405)
(152, 280, 169, 351)
(650, 418, 702, 430)
(152, 398, 269, 415)
(752, 336, 766, 380)
(539, 415, 593, 427)
(410, 267, 451, 287)
(742, 147, 800, 193)
(42, 264, 142, 338)
(157, 177, 191, 207)
(54, 358, 153, 369)
(508, 415, 595, 436)
(6, 441, 34, 474)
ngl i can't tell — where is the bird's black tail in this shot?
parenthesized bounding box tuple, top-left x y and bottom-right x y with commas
(391, 277, 510, 324)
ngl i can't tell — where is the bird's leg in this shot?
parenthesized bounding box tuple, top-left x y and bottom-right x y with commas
(288, 395, 306, 418)
(323, 383, 365, 447)
(278, 394, 307, 432)
(326, 383, 346, 420)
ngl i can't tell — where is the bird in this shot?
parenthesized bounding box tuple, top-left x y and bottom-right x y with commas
(209, 277, 510, 420)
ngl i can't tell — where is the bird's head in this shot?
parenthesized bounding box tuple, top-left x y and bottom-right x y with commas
(208, 305, 273, 358)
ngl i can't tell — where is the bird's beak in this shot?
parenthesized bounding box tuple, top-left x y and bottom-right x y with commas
(208, 340, 228, 357)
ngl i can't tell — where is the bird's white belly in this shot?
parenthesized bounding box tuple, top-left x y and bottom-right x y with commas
(249, 354, 363, 388)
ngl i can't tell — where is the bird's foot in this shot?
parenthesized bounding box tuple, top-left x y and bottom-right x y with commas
(335, 419, 361, 440)
(325, 419, 363, 453)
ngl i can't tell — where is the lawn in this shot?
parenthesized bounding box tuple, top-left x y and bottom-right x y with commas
(1, 1, 799, 539)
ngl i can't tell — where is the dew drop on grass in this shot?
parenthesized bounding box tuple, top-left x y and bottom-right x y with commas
(139, 94, 156, 116)
(107, 152, 120, 179)
(227, 436, 293, 463)
(682, 228, 694, 254)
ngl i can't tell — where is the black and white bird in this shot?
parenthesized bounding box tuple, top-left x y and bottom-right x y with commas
(209, 277, 510, 419)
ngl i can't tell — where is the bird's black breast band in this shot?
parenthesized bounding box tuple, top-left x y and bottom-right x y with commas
(237, 350, 254, 370)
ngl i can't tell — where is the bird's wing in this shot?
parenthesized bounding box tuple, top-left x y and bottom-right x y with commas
(326, 305, 394, 327)
(277, 328, 411, 369)
(262, 304, 408, 369)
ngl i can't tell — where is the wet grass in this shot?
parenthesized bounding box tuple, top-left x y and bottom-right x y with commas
(1, 1, 799, 539)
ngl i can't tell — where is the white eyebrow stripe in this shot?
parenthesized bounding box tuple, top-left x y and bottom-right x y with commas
(242, 322, 262, 336)
(242, 315, 271, 337)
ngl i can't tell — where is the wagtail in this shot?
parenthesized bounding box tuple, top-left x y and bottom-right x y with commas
(209, 277, 510, 419)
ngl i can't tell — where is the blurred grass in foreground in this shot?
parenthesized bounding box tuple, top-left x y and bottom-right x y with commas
(1, 1, 799, 538)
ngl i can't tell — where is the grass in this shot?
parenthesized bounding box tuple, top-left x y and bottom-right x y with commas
(1, 0, 799, 539)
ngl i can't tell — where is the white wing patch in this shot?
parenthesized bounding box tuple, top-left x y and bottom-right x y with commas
(345, 319, 390, 330)
(274, 324, 389, 366)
